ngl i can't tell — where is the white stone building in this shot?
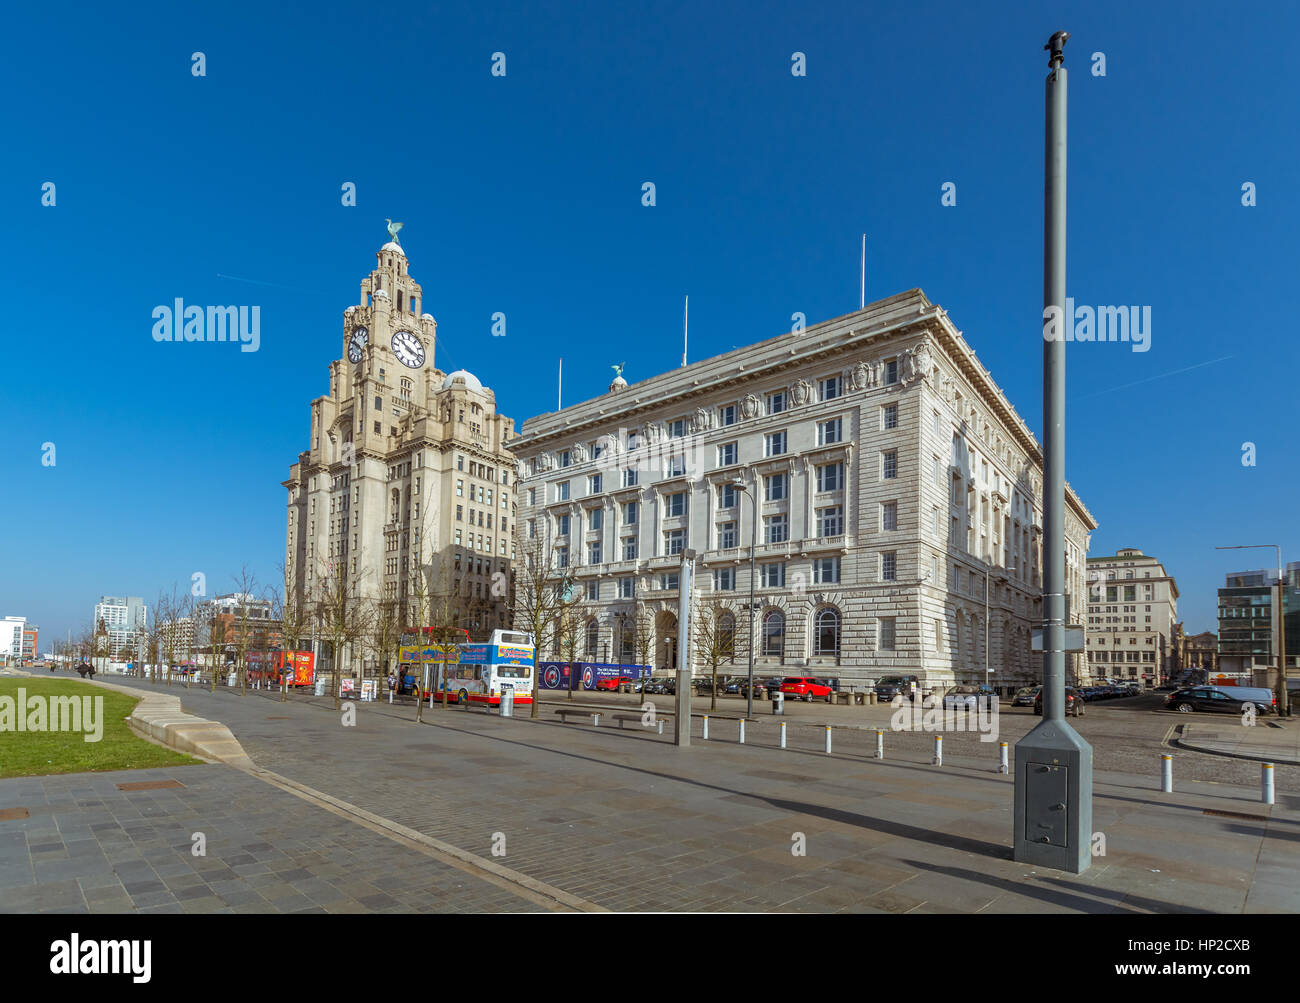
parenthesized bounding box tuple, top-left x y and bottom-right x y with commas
(92, 596, 148, 657)
(1084, 548, 1179, 686)
(509, 289, 1096, 691)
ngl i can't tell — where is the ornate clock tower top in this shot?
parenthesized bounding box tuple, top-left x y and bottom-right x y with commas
(339, 227, 438, 374)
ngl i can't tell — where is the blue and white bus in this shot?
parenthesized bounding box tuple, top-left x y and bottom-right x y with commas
(432, 629, 535, 707)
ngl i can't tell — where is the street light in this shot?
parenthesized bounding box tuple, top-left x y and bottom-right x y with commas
(731, 479, 758, 719)
(1215, 544, 1288, 716)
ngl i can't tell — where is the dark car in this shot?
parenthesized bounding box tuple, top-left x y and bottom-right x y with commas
(1012, 686, 1041, 707)
(875, 675, 919, 702)
(1165, 687, 1274, 715)
(1034, 687, 1086, 717)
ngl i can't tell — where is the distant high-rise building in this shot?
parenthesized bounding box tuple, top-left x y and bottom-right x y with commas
(1217, 568, 1299, 682)
(1084, 548, 1179, 686)
(0, 616, 27, 663)
(92, 596, 148, 658)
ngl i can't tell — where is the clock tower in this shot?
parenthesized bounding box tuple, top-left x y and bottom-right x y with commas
(284, 233, 519, 684)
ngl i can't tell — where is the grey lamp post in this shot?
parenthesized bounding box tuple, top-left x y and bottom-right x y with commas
(732, 479, 758, 720)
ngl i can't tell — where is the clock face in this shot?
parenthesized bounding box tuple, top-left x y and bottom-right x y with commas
(347, 326, 369, 363)
(391, 330, 426, 369)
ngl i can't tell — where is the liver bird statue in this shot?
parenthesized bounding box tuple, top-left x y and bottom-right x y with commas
(385, 218, 404, 246)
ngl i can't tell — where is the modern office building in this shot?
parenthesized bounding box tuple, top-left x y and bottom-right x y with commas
(283, 236, 519, 669)
(508, 288, 1096, 692)
(1083, 548, 1179, 686)
(1217, 567, 1300, 682)
(0, 616, 26, 663)
(92, 596, 148, 658)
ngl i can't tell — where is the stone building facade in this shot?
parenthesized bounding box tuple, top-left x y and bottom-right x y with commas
(508, 289, 1095, 691)
(1084, 548, 1179, 686)
(283, 240, 519, 657)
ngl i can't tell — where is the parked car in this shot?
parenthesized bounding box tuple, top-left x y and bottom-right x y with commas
(874, 674, 919, 702)
(1034, 687, 1086, 716)
(1012, 686, 1041, 707)
(763, 677, 785, 701)
(1165, 686, 1275, 715)
(780, 677, 836, 702)
(942, 685, 997, 711)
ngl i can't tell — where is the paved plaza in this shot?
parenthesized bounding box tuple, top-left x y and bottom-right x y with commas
(2, 674, 1298, 912)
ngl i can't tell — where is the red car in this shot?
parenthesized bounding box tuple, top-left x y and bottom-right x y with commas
(780, 677, 836, 702)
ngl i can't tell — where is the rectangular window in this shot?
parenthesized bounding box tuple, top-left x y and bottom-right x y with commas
(590, 508, 603, 530)
(588, 474, 602, 493)
(813, 557, 840, 584)
(719, 483, 738, 509)
(557, 514, 570, 536)
(764, 430, 787, 457)
(556, 546, 568, 568)
(527, 519, 536, 538)
(714, 568, 735, 591)
(663, 419, 683, 438)
(456, 504, 463, 521)
(764, 473, 787, 501)
(558, 450, 571, 468)
(882, 501, 898, 531)
(816, 463, 843, 493)
(660, 573, 679, 590)
(718, 442, 738, 466)
(619, 577, 634, 599)
(820, 375, 842, 401)
(623, 467, 638, 487)
(665, 492, 686, 517)
(818, 506, 843, 536)
(883, 403, 899, 430)
(764, 514, 789, 544)
(761, 563, 786, 588)
(556, 481, 570, 501)
(884, 359, 898, 385)
(586, 580, 599, 601)
(374, 395, 382, 411)
(719, 404, 737, 426)
(665, 529, 685, 555)
(623, 501, 638, 524)
(880, 617, 897, 650)
(817, 417, 842, 446)
(527, 487, 535, 506)
(588, 542, 602, 564)
(881, 552, 897, 581)
(457, 480, 464, 497)
(882, 451, 898, 479)
(767, 390, 787, 414)
(623, 537, 638, 560)
(666, 454, 686, 477)
(718, 521, 738, 548)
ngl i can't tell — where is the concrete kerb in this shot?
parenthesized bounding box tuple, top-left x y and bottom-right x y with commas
(41, 672, 255, 768)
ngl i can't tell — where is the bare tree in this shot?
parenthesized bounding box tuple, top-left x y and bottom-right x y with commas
(696, 600, 738, 712)
(317, 555, 370, 711)
(509, 524, 575, 718)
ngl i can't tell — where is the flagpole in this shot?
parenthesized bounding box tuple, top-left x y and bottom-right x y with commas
(682, 295, 688, 367)
(860, 234, 866, 309)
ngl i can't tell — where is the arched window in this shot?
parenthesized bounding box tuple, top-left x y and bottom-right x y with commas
(585, 619, 599, 658)
(718, 612, 736, 662)
(762, 610, 785, 658)
(813, 608, 840, 657)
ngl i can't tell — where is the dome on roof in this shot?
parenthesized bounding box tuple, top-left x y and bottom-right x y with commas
(381, 241, 405, 255)
(374, 288, 389, 299)
(442, 369, 485, 392)
(421, 313, 435, 321)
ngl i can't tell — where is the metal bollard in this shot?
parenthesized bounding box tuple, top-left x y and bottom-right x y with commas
(780, 721, 787, 749)
(1160, 754, 1173, 793)
(1262, 762, 1275, 805)
(738, 718, 745, 744)
(702, 715, 709, 741)
(657, 720, 664, 735)
(825, 726, 832, 755)
(933, 735, 943, 766)
(998, 741, 1009, 774)
(592, 713, 600, 727)
(875, 729, 884, 759)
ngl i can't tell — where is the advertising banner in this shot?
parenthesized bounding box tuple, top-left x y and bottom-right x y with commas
(537, 662, 650, 690)
(276, 650, 315, 686)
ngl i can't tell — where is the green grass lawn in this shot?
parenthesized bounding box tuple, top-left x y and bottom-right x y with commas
(0, 677, 200, 778)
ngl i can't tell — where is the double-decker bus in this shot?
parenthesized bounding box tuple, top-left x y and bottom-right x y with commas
(398, 626, 469, 695)
(434, 629, 535, 707)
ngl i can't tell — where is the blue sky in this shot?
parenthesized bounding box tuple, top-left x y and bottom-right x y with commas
(2, 0, 1296, 645)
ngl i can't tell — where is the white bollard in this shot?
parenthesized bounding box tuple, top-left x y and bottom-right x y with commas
(388, 688, 393, 704)
(702, 715, 709, 741)
(592, 713, 600, 727)
(657, 720, 664, 735)
(1160, 754, 1173, 793)
(780, 721, 787, 749)
(738, 718, 745, 744)
(999, 741, 1009, 774)
(1262, 762, 1275, 805)
(875, 729, 884, 759)
(825, 726, 832, 755)
(933, 735, 943, 766)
